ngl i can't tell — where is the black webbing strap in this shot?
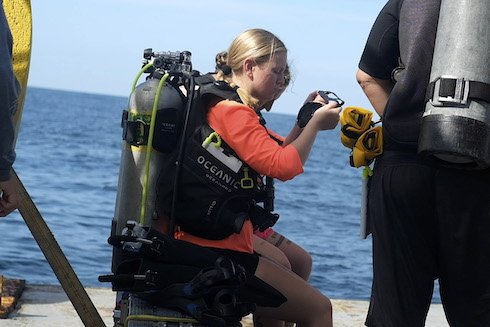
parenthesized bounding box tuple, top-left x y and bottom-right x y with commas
(426, 77, 490, 105)
(121, 110, 150, 145)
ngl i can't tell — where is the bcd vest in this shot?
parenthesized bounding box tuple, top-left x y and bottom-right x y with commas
(157, 80, 268, 240)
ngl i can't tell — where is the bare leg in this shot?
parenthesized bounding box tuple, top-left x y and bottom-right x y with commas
(254, 235, 291, 270)
(253, 312, 285, 327)
(266, 231, 312, 281)
(272, 233, 312, 327)
(254, 233, 313, 327)
(253, 256, 332, 327)
(253, 236, 290, 326)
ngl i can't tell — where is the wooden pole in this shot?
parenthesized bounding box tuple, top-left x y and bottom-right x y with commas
(4, 1, 106, 325)
(12, 170, 106, 327)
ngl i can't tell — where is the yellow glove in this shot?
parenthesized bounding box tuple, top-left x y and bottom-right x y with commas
(340, 107, 374, 149)
(351, 127, 383, 167)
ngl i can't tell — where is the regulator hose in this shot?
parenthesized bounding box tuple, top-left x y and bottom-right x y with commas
(139, 68, 169, 225)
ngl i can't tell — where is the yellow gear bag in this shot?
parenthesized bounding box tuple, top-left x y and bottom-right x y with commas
(351, 126, 383, 167)
(340, 107, 374, 149)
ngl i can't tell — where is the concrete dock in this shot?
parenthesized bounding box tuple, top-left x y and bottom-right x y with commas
(1, 284, 450, 326)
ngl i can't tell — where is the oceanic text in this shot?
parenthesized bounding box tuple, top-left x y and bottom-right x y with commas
(197, 155, 241, 190)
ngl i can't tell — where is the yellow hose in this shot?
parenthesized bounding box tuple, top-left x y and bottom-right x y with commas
(139, 72, 169, 225)
(131, 62, 154, 93)
(124, 314, 198, 327)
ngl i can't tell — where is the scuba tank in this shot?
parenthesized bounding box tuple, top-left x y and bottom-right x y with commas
(112, 49, 191, 271)
(109, 50, 200, 327)
(418, 0, 490, 169)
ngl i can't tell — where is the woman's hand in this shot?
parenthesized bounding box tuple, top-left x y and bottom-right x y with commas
(303, 91, 324, 105)
(291, 101, 341, 164)
(310, 101, 342, 131)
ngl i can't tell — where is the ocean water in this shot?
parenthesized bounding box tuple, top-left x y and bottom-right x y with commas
(1, 87, 440, 303)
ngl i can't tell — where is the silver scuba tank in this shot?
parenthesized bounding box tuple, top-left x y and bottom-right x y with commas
(418, 0, 490, 169)
(111, 50, 191, 272)
(112, 78, 167, 238)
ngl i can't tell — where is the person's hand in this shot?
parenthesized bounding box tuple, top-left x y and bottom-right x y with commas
(0, 177, 20, 217)
(310, 101, 342, 131)
(303, 91, 325, 105)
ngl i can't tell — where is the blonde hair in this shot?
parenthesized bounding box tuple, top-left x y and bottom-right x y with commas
(216, 29, 287, 108)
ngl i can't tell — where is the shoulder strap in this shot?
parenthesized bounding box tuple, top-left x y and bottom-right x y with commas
(199, 80, 241, 104)
(256, 111, 284, 146)
(194, 73, 217, 85)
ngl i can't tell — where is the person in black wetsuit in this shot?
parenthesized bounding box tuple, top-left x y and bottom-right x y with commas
(357, 1, 490, 326)
(0, 1, 20, 217)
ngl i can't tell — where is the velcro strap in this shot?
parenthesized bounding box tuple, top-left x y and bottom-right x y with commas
(296, 102, 323, 128)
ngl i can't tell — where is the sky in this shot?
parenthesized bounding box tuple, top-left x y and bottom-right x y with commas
(28, 0, 387, 116)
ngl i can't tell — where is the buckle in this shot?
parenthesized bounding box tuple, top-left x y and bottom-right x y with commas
(318, 90, 345, 107)
(149, 237, 165, 255)
(430, 76, 470, 106)
(137, 270, 157, 286)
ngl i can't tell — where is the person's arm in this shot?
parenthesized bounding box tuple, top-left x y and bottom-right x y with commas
(356, 0, 401, 116)
(289, 101, 341, 164)
(283, 91, 329, 146)
(283, 124, 302, 146)
(0, 5, 20, 216)
(356, 69, 393, 117)
(0, 6, 16, 179)
(209, 102, 303, 181)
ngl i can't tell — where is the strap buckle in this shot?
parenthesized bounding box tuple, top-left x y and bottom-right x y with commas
(121, 110, 150, 145)
(240, 167, 254, 189)
(429, 76, 470, 106)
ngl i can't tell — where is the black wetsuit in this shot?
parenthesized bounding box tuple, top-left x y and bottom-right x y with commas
(359, 1, 490, 326)
(0, 2, 20, 182)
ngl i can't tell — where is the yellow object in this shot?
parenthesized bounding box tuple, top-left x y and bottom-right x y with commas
(140, 73, 169, 225)
(340, 107, 374, 149)
(241, 167, 254, 189)
(3, 0, 32, 147)
(202, 132, 222, 148)
(351, 127, 383, 168)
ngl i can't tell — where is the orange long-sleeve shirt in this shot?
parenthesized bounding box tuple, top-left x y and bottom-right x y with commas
(175, 100, 303, 253)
